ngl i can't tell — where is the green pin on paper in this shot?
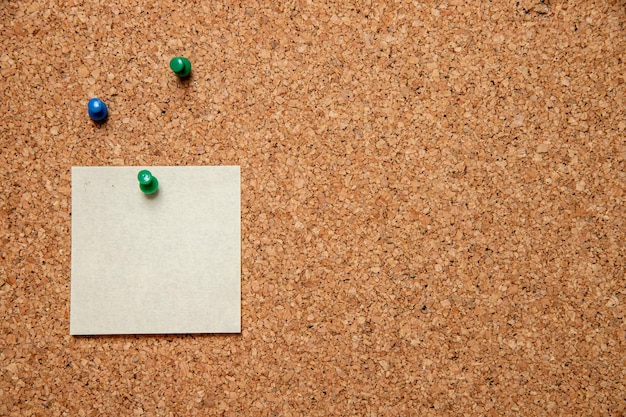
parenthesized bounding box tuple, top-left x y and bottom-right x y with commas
(169, 57, 191, 78)
(138, 170, 159, 195)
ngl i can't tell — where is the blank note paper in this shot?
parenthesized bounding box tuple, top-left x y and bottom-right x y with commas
(70, 166, 241, 335)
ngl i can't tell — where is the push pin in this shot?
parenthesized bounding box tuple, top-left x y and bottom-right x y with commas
(169, 57, 192, 78)
(87, 98, 108, 122)
(138, 170, 159, 195)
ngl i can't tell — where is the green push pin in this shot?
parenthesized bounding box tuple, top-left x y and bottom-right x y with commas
(138, 170, 159, 195)
(169, 57, 191, 78)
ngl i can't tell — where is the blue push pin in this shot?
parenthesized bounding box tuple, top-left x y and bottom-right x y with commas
(87, 98, 108, 122)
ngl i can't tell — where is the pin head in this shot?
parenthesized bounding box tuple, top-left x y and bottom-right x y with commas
(138, 170, 159, 194)
(87, 98, 108, 122)
(170, 57, 191, 78)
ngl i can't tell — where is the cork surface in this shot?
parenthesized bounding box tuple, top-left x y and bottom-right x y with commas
(1, 0, 625, 415)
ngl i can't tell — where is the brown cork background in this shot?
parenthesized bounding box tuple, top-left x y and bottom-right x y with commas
(1, 0, 625, 415)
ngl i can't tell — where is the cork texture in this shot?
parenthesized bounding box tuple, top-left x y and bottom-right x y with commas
(1, 0, 625, 415)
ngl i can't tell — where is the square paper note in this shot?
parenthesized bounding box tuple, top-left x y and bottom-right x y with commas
(70, 166, 240, 335)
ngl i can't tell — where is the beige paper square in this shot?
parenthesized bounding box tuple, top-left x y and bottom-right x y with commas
(70, 166, 240, 335)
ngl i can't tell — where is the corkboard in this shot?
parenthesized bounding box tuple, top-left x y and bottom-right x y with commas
(1, 0, 625, 415)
